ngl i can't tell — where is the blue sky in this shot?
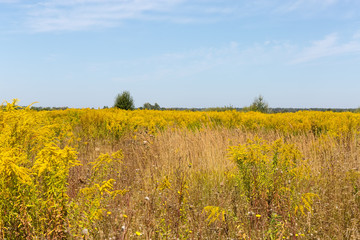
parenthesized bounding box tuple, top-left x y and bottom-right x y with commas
(1, 0, 360, 108)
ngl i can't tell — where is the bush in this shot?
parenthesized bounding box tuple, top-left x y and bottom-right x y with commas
(246, 95, 270, 113)
(143, 102, 161, 110)
(114, 91, 135, 110)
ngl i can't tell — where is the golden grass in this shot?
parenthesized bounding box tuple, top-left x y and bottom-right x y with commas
(1, 102, 360, 239)
(63, 127, 360, 239)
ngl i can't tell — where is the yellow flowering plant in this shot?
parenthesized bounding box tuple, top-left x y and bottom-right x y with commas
(228, 137, 316, 237)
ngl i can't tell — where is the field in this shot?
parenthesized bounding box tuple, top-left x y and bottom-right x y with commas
(1, 99, 360, 239)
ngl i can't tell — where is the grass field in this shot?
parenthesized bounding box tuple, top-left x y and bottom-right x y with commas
(1, 100, 360, 239)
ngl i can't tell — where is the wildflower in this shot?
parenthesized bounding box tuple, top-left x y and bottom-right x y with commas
(145, 196, 150, 201)
(121, 225, 126, 231)
(82, 228, 89, 235)
(247, 211, 254, 216)
(256, 214, 261, 218)
(135, 231, 142, 236)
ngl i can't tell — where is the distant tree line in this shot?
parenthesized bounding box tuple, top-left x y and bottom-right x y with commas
(141, 102, 161, 110)
(30, 106, 69, 111)
(17, 91, 360, 113)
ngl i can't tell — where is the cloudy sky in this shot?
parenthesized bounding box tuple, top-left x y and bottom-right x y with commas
(1, 0, 360, 108)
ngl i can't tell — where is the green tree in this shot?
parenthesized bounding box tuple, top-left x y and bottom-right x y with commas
(143, 102, 152, 110)
(248, 95, 270, 113)
(153, 103, 160, 110)
(142, 102, 161, 110)
(114, 91, 135, 110)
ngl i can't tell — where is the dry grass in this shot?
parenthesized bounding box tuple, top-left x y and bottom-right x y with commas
(64, 127, 360, 239)
(3, 103, 360, 239)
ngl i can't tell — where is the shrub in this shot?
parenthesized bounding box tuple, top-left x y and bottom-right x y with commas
(246, 95, 270, 113)
(114, 91, 135, 110)
(143, 102, 161, 110)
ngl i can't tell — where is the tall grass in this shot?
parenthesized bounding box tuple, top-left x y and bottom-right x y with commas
(1, 101, 360, 239)
(65, 128, 360, 239)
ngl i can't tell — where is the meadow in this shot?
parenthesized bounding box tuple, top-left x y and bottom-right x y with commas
(1, 99, 360, 239)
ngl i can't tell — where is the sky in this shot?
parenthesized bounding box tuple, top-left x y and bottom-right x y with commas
(1, 0, 360, 109)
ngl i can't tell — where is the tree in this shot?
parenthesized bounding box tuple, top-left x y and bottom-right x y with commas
(142, 102, 161, 110)
(114, 91, 135, 110)
(248, 95, 270, 113)
(143, 102, 152, 110)
(153, 103, 160, 110)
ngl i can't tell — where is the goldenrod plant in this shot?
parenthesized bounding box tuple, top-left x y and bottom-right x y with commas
(1, 99, 360, 239)
(0, 100, 78, 239)
(68, 150, 127, 239)
(228, 138, 316, 238)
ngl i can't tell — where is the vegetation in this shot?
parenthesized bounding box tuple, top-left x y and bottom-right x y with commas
(1, 99, 360, 239)
(243, 95, 270, 113)
(114, 91, 135, 110)
(205, 105, 236, 112)
(142, 102, 161, 110)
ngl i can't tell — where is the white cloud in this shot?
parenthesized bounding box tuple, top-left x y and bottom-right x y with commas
(24, 0, 262, 32)
(292, 33, 360, 63)
(109, 32, 360, 84)
(0, 0, 357, 32)
(0, 0, 357, 35)
(25, 0, 186, 32)
(276, 0, 338, 13)
(109, 40, 297, 84)
(111, 43, 238, 83)
(0, 0, 19, 3)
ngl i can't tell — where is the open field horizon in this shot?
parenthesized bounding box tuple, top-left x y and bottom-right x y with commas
(2, 1, 360, 109)
(2, 1, 360, 238)
(1, 100, 360, 239)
